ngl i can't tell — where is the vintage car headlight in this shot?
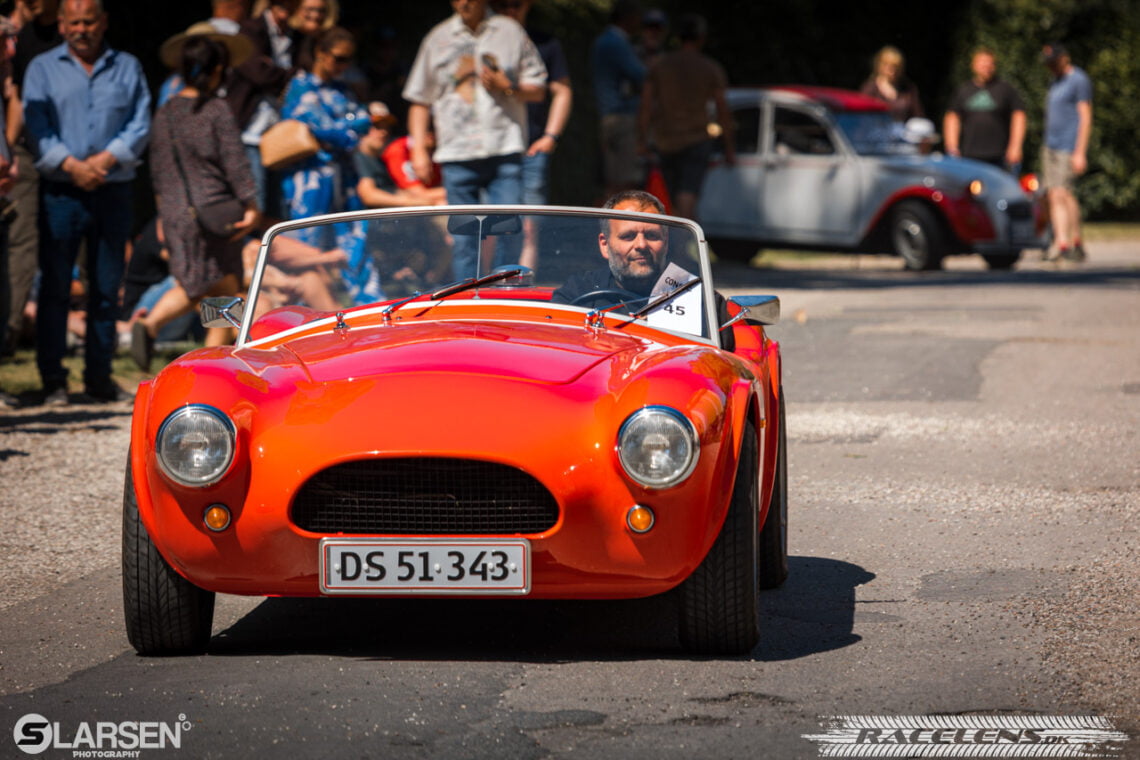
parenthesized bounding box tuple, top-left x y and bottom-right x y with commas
(618, 406, 699, 488)
(156, 405, 236, 486)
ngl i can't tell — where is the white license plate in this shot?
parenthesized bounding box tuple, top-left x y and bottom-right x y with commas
(319, 538, 531, 595)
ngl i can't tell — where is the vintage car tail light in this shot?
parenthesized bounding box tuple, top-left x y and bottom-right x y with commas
(617, 406, 699, 489)
(203, 504, 232, 532)
(156, 405, 236, 487)
(627, 505, 655, 533)
(968, 179, 985, 196)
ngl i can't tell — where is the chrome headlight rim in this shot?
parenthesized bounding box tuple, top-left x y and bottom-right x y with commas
(156, 404, 237, 487)
(617, 405, 700, 489)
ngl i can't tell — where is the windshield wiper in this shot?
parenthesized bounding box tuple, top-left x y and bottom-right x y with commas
(586, 278, 702, 329)
(430, 268, 522, 299)
(630, 277, 702, 319)
(381, 268, 523, 323)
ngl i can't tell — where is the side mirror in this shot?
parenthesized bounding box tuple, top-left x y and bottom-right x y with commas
(723, 294, 780, 328)
(201, 296, 245, 329)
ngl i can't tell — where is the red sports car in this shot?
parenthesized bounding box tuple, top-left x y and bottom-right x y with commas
(123, 205, 787, 655)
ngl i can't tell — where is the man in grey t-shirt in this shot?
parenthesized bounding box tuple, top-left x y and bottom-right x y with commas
(1040, 42, 1092, 262)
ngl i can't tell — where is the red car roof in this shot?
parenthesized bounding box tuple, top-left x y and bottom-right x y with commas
(768, 85, 889, 113)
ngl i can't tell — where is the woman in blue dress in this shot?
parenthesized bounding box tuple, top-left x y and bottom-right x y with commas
(280, 26, 380, 305)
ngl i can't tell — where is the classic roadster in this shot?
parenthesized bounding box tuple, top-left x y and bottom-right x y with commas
(123, 205, 786, 656)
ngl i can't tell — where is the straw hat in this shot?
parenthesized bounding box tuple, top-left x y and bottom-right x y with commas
(368, 101, 397, 128)
(159, 22, 254, 70)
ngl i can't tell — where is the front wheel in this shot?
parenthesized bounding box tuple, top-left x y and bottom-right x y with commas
(678, 422, 761, 655)
(122, 462, 215, 655)
(708, 238, 761, 265)
(891, 201, 948, 271)
(982, 253, 1020, 270)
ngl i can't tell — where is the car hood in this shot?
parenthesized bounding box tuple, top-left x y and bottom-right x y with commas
(873, 153, 1025, 197)
(276, 319, 652, 386)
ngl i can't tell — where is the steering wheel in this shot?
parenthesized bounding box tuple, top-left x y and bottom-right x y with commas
(569, 288, 643, 308)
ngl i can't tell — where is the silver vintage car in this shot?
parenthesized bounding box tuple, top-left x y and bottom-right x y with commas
(698, 86, 1044, 270)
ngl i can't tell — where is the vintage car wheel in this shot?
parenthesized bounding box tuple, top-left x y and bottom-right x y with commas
(983, 253, 1020, 270)
(122, 463, 215, 655)
(708, 238, 760, 265)
(678, 421, 761, 655)
(759, 396, 788, 589)
(891, 201, 947, 271)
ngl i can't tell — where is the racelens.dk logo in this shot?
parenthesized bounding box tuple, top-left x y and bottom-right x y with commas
(804, 715, 1130, 757)
(12, 712, 192, 756)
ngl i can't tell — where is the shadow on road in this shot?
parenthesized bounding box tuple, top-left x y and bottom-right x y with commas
(204, 556, 872, 662)
(756, 556, 875, 661)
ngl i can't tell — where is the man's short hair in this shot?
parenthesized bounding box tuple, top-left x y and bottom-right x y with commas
(602, 189, 665, 215)
(600, 190, 666, 235)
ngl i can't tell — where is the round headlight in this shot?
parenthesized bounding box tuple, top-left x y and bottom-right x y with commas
(617, 406, 699, 488)
(157, 405, 236, 486)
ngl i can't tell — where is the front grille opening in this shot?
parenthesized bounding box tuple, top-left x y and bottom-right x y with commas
(291, 458, 559, 535)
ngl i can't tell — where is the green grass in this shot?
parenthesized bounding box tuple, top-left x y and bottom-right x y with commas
(0, 342, 195, 397)
(1082, 222, 1140, 241)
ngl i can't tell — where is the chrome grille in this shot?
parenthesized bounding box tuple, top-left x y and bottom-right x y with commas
(291, 458, 559, 534)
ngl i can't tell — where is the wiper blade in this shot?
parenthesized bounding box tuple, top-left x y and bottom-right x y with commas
(430, 268, 523, 299)
(381, 268, 523, 322)
(629, 277, 702, 319)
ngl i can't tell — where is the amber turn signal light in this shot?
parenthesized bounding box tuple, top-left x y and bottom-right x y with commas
(203, 504, 232, 532)
(626, 505, 655, 533)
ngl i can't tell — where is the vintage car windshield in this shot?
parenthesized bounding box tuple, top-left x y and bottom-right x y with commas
(241, 207, 714, 345)
(834, 112, 918, 156)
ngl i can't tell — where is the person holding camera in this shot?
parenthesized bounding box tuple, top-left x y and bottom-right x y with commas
(402, 0, 546, 279)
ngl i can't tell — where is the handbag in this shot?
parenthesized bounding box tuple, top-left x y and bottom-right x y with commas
(166, 117, 246, 239)
(259, 118, 320, 171)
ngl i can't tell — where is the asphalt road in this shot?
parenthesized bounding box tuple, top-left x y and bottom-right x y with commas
(1, 246, 1137, 759)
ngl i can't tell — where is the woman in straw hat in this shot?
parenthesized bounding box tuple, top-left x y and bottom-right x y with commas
(131, 32, 260, 370)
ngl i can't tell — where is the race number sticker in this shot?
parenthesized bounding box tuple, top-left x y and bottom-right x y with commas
(645, 263, 702, 334)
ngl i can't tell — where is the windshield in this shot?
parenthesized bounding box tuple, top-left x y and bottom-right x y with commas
(834, 112, 917, 156)
(239, 207, 714, 346)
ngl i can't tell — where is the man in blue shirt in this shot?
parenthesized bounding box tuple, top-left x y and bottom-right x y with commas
(23, 0, 151, 404)
(592, 0, 645, 198)
(1040, 42, 1092, 263)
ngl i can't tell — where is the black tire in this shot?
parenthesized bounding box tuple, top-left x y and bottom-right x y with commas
(759, 395, 788, 589)
(708, 237, 760, 265)
(891, 201, 948, 271)
(982, 253, 1020, 270)
(122, 462, 215, 655)
(678, 422, 761, 655)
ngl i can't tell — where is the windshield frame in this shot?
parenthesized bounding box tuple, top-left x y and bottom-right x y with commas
(238, 204, 719, 349)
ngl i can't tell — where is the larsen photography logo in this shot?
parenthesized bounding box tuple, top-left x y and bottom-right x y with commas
(804, 715, 1129, 758)
(12, 712, 192, 757)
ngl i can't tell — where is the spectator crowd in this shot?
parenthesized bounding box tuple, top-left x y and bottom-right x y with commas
(0, 0, 1094, 409)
